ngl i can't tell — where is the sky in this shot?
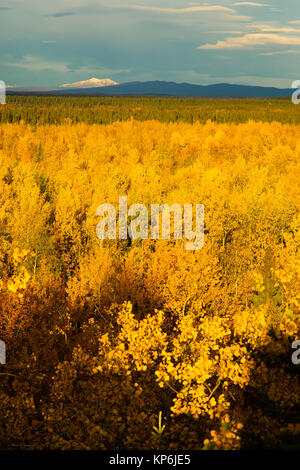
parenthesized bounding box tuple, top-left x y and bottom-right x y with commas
(0, 0, 299, 87)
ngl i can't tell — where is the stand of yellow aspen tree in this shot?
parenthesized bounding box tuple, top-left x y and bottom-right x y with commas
(0, 116, 299, 449)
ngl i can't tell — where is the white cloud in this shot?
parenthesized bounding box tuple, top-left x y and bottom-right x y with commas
(6, 55, 69, 72)
(224, 14, 252, 21)
(207, 30, 244, 34)
(289, 20, 300, 25)
(74, 65, 131, 75)
(198, 33, 300, 50)
(213, 75, 291, 87)
(119, 5, 235, 14)
(42, 40, 57, 44)
(232, 2, 269, 6)
(5, 55, 131, 76)
(250, 24, 300, 33)
(216, 55, 232, 60)
(259, 49, 300, 55)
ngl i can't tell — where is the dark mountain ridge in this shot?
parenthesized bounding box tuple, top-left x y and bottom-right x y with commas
(7, 80, 293, 98)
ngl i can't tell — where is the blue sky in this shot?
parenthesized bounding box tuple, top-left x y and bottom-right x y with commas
(0, 0, 299, 87)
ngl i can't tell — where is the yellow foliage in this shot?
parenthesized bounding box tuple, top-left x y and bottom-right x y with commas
(0, 119, 299, 450)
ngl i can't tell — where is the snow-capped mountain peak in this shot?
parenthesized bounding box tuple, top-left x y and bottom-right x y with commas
(59, 78, 119, 89)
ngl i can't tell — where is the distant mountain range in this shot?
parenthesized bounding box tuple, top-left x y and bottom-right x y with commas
(7, 79, 294, 98)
